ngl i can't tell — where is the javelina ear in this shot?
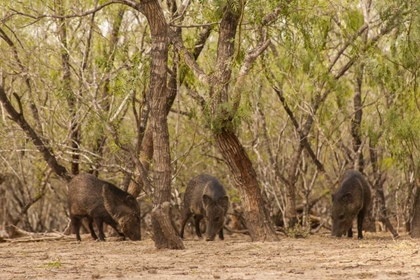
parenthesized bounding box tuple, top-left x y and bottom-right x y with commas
(203, 194, 213, 207)
(102, 185, 115, 215)
(218, 196, 229, 209)
(125, 195, 136, 207)
(341, 192, 353, 203)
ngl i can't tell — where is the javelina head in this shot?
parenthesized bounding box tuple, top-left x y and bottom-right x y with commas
(103, 185, 141, 241)
(331, 192, 356, 237)
(203, 195, 229, 241)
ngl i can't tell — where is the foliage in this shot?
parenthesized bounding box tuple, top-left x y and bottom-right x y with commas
(286, 223, 310, 239)
(0, 0, 419, 236)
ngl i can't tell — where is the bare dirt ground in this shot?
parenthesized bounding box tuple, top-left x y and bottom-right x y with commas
(1, 230, 419, 280)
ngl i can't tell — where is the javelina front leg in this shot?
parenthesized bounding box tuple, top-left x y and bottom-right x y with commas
(357, 210, 366, 239)
(179, 212, 193, 239)
(194, 215, 204, 239)
(118, 231, 126, 240)
(88, 218, 99, 240)
(94, 219, 106, 241)
(218, 228, 224, 240)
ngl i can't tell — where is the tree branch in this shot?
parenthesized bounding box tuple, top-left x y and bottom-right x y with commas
(231, 39, 271, 113)
(0, 86, 71, 182)
(168, 28, 209, 85)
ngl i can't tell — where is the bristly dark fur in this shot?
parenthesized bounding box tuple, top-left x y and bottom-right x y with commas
(180, 174, 229, 241)
(68, 173, 140, 242)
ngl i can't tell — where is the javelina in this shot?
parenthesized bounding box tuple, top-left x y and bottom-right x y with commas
(331, 170, 371, 239)
(179, 174, 229, 241)
(68, 173, 140, 241)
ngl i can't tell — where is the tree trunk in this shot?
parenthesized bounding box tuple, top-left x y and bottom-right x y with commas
(410, 178, 420, 238)
(375, 178, 399, 238)
(351, 67, 365, 172)
(207, 4, 278, 242)
(369, 140, 399, 238)
(90, 8, 126, 176)
(139, 0, 184, 250)
(214, 129, 278, 241)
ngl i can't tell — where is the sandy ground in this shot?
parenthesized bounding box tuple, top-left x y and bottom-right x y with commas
(1, 230, 419, 280)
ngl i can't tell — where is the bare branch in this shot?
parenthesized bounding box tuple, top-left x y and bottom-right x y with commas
(10, 1, 135, 20)
(168, 28, 209, 85)
(0, 86, 71, 182)
(262, 1, 293, 26)
(231, 39, 271, 113)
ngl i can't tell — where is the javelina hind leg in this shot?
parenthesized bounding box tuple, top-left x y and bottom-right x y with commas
(194, 215, 204, 239)
(347, 227, 353, 238)
(357, 210, 365, 239)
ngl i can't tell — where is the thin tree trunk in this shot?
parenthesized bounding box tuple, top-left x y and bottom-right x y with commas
(90, 8, 126, 176)
(352, 68, 365, 172)
(369, 140, 399, 238)
(127, 5, 211, 200)
(57, 0, 80, 175)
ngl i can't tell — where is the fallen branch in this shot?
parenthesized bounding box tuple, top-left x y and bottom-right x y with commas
(223, 225, 249, 234)
(5, 235, 66, 243)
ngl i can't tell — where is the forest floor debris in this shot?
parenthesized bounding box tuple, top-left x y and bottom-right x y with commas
(0, 231, 418, 279)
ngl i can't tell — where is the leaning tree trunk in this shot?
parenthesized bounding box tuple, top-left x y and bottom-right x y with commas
(214, 129, 279, 241)
(207, 4, 278, 242)
(139, 0, 184, 250)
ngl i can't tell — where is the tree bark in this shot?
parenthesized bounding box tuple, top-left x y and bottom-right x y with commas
(351, 69, 365, 172)
(411, 180, 420, 238)
(208, 4, 278, 241)
(369, 139, 399, 238)
(139, 0, 184, 250)
(214, 129, 279, 241)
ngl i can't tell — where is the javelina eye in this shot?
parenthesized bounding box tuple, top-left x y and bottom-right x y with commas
(339, 214, 345, 220)
(214, 217, 220, 222)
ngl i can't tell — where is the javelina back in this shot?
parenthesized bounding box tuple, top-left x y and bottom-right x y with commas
(331, 170, 371, 239)
(68, 173, 140, 241)
(180, 174, 229, 241)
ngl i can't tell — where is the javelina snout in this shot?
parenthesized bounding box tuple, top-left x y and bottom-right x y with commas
(331, 170, 371, 239)
(68, 173, 141, 242)
(180, 174, 229, 241)
(102, 185, 141, 241)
